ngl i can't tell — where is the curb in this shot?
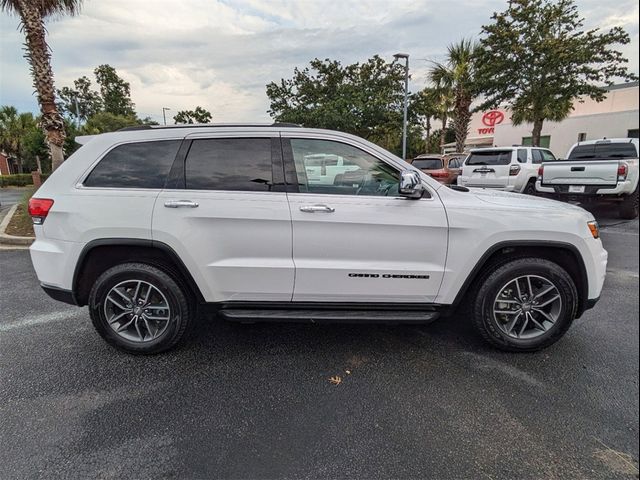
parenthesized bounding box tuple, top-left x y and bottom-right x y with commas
(0, 204, 35, 246)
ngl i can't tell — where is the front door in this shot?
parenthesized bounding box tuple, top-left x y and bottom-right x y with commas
(283, 136, 449, 303)
(153, 133, 294, 302)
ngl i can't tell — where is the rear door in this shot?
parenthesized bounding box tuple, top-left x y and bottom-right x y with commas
(283, 135, 448, 303)
(461, 150, 514, 188)
(152, 132, 294, 302)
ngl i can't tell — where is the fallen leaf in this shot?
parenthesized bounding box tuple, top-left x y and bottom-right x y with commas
(345, 370, 351, 375)
(329, 375, 342, 385)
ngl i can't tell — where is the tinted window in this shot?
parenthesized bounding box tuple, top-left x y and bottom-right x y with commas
(291, 139, 399, 196)
(466, 150, 513, 166)
(517, 149, 528, 163)
(185, 138, 273, 191)
(569, 142, 638, 160)
(413, 158, 443, 170)
(532, 150, 544, 164)
(84, 140, 180, 188)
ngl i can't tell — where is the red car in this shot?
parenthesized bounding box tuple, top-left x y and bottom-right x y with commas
(409, 154, 466, 185)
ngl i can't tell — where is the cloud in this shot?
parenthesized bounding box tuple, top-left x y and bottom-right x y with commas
(1, 0, 638, 124)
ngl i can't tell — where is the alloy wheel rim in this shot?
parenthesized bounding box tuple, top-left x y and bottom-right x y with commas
(104, 280, 172, 342)
(493, 275, 562, 340)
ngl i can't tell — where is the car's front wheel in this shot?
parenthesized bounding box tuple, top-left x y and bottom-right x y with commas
(89, 263, 194, 354)
(471, 258, 578, 352)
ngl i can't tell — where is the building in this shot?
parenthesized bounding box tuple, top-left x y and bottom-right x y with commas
(0, 152, 20, 175)
(445, 82, 639, 157)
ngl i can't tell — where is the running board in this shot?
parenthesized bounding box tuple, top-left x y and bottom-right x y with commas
(218, 308, 440, 324)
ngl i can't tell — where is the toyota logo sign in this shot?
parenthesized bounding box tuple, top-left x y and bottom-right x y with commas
(482, 110, 505, 127)
(478, 110, 505, 134)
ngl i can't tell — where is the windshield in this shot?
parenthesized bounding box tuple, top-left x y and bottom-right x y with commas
(466, 150, 512, 166)
(569, 143, 638, 160)
(412, 158, 443, 169)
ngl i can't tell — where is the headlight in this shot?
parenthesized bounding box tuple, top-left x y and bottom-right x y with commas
(587, 221, 600, 239)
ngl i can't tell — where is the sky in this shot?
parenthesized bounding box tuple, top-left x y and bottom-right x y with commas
(0, 0, 638, 125)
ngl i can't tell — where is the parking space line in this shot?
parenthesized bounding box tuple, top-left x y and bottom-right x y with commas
(0, 310, 80, 333)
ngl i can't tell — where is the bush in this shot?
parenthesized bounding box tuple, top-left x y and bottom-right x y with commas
(0, 174, 33, 187)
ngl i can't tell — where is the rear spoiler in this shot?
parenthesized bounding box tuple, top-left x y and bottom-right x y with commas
(74, 135, 96, 145)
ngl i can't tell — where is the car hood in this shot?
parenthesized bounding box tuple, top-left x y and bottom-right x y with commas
(469, 188, 592, 216)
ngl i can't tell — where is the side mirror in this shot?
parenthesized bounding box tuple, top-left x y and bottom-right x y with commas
(399, 170, 424, 199)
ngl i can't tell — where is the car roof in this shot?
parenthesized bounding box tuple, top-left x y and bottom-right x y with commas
(574, 138, 639, 146)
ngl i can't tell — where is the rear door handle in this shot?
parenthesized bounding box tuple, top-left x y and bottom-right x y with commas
(164, 200, 199, 208)
(299, 204, 335, 213)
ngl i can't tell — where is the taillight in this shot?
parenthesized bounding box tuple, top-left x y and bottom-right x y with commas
(538, 165, 544, 178)
(509, 165, 521, 176)
(430, 171, 449, 178)
(618, 163, 628, 180)
(28, 198, 54, 225)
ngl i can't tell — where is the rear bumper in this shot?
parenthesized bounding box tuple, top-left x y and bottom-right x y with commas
(41, 284, 78, 306)
(536, 180, 633, 196)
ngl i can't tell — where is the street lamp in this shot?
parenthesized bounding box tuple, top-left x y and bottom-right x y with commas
(162, 107, 171, 126)
(393, 53, 409, 160)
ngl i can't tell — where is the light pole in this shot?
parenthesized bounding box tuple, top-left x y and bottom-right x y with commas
(162, 107, 171, 126)
(393, 53, 409, 160)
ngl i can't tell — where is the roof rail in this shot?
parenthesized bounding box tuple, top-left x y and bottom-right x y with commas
(117, 122, 301, 132)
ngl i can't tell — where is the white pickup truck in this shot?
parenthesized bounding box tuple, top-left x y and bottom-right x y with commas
(536, 138, 639, 219)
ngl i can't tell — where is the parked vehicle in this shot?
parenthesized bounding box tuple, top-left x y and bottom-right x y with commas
(536, 138, 639, 219)
(409, 154, 465, 185)
(458, 146, 556, 194)
(29, 125, 607, 354)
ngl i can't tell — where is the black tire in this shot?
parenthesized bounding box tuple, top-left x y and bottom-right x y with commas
(523, 179, 537, 196)
(619, 186, 639, 220)
(89, 262, 194, 354)
(471, 257, 578, 352)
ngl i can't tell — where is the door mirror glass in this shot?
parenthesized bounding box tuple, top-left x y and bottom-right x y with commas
(399, 170, 424, 199)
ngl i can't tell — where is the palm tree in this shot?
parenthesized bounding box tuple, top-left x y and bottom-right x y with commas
(430, 39, 479, 153)
(1, 0, 83, 171)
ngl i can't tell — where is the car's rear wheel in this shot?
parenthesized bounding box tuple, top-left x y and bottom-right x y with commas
(471, 258, 578, 352)
(523, 179, 537, 196)
(619, 186, 639, 220)
(89, 263, 193, 354)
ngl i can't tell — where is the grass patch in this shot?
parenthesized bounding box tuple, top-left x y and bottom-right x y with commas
(5, 186, 37, 237)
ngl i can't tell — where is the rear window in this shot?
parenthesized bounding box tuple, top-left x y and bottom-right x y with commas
(568, 143, 638, 160)
(84, 140, 181, 188)
(466, 150, 513, 166)
(185, 138, 273, 191)
(412, 158, 443, 169)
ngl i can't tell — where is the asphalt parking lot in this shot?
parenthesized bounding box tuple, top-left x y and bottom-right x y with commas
(0, 208, 638, 479)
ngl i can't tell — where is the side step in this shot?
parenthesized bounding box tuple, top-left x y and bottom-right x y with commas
(218, 308, 440, 324)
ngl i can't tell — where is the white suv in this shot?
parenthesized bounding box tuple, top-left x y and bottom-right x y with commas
(28, 125, 607, 354)
(458, 146, 557, 194)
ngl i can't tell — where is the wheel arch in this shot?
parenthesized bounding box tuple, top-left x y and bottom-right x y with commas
(73, 238, 205, 306)
(449, 240, 589, 318)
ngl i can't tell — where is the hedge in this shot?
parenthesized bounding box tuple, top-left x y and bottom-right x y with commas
(0, 173, 50, 187)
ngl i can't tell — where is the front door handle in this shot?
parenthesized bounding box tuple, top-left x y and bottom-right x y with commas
(164, 200, 199, 208)
(299, 204, 335, 213)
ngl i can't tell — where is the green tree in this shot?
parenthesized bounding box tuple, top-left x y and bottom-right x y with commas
(410, 87, 441, 153)
(476, 0, 638, 146)
(0, 106, 40, 173)
(266, 56, 407, 152)
(1, 0, 83, 171)
(173, 106, 212, 124)
(430, 39, 479, 153)
(57, 75, 103, 123)
(94, 64, 136, 116)
(83, 112, 140, 134)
